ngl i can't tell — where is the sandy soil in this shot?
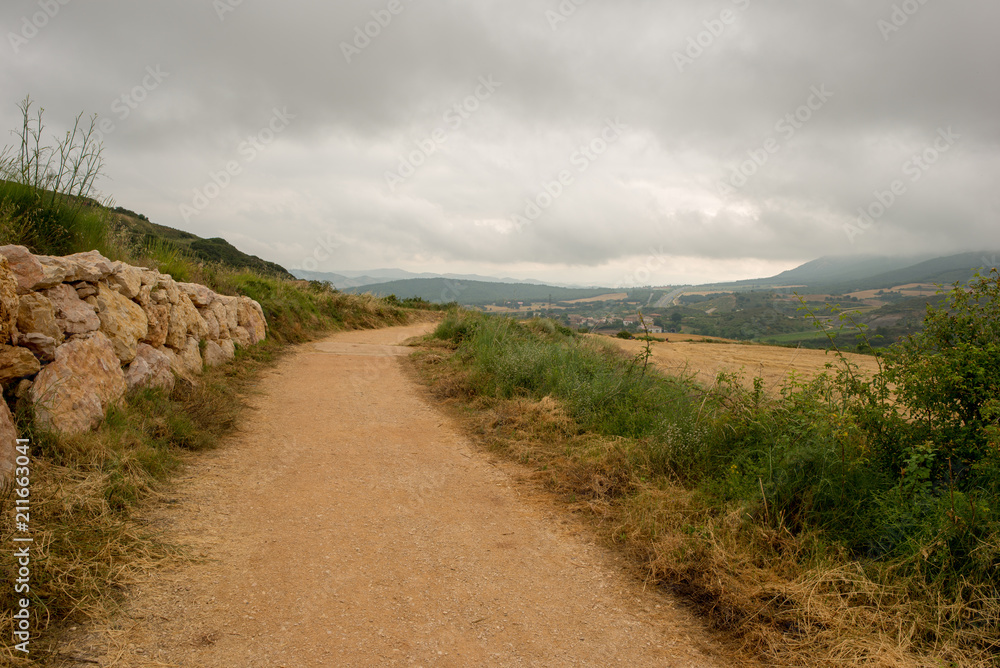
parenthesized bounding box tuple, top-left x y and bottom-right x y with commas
(55, 324, 722, 667)
(606, 335, 880, 391)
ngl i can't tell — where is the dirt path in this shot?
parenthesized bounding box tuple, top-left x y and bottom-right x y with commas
(58, 324, 722, 667)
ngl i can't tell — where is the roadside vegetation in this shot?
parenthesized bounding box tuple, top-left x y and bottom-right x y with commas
(0, 98, 421, 663)
(415, 273, 1000, 666)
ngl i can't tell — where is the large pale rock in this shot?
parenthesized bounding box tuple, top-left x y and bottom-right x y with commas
(236, 296, 267, 344)
(0, 400, 19, 484)
(0, 344, 41, 382)
(209, 300, 231, 339)
(38, 252, 114, 286)
(138, 269, 160, 287)
(219, 338, 236, 361)
(18, 333, 57, 362)
(17, 293, 64, 341)
(142, 303, 170, 348)
(166, 337, 203, 378)
(179, 337, 203, 376)
(178, 282, 215, 308)
(201, 308, 221, 341)
(231, 325, 252, 348)
(43, 283, 100, 336)
(73, 282, 98, 299)
(0, 256, 19, 345)
(165, 294, 206, 350)
(0, 245, 44, 293)
(30, 332, 126, 435)
(34, 256, 69, 289)
(95, 283, 148, 363)
(158, 275, 181, 305)
(202, 339, 234, 367)
(107, 262, 142, 299)
(125, 343, 175, 392)
(56, 250, 115, 283)
(136, 284, 152, 307)
(215, 295, 239, 333)
(162, 347, 184, 380)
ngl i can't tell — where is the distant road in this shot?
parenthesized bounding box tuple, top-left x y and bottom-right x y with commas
(653, 287, 688, 309)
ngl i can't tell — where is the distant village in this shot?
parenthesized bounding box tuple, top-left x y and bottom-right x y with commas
(480, 295, 669, 334)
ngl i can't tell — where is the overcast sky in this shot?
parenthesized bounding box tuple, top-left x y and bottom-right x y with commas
(2, 1, 997, 286)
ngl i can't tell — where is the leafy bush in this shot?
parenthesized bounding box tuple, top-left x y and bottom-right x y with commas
(426, 279, 1000, 662)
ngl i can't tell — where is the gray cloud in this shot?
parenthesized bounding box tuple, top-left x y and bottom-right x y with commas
(1, 0, 997, 286)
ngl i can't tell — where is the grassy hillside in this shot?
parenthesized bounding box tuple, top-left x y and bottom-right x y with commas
(766, 254, 933, 286)
(418, 281, 1000, 665)
(345, 277, 613, 305)
(111, 206, 295, 279)
(698, 251, 999, 295)
(0, 107, 427, 662)
(834, 251, 999, 292)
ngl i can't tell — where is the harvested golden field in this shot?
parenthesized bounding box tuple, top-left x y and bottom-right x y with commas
(604, 334, 880, 390)
(563, 292, 629, 303)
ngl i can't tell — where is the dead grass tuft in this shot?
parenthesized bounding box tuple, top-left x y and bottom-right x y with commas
(1, 307, 415, 661)
(408, 340, 1000, 668)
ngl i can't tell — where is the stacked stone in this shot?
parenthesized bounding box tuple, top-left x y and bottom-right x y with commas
(0, 246, 267, 460)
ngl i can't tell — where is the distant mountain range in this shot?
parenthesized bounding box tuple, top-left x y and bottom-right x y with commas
(293, 251, 1000, 305)
(340, 278, 613, 305)
(751, 251, 999, 293)
(765, 254, 938, 286)
(291, 268, 560, 290)
(689, 251, 999, 293)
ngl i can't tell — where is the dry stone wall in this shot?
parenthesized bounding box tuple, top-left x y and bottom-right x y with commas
(0, 247, 268, 480)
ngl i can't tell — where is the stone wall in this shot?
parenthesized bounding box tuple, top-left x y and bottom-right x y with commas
(0, 247, 267, 480)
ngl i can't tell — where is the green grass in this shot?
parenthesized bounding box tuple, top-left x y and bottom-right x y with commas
(0, 341, 266, 662)
(420, 309, 1000, 666)
(0, 149, 422, 662)
(0, 180, 109, 256)
(0, 300, 415, 664)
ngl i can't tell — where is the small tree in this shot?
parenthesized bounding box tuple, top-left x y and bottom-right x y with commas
(881, 270, 1000, 474)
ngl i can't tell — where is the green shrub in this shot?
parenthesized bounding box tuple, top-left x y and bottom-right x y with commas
(431, 287, 1000, 660)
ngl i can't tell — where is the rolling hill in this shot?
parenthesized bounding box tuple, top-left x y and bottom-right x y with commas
(829, 251, 1000, 292)
(292, 268, 561, 290)
(765, 254, 935, 286)
(112, 207, 294, 279)
(342, 278, 613, 305)
(697, 251, 1000, 295)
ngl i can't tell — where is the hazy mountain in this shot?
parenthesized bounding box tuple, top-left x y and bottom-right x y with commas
(291, 270, 381, 289)
(832, 251, 1000, 292)
(296, 251, 1000, 306)
(291, 268, 555, 289)
(765, 254, 936, 286)
(698, 251, 998, 294)
(342, 278, 613, 305)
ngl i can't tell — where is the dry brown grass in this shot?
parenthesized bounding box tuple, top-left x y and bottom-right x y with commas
(408, 345, 997, 668)
(0, 302, 421, 663)
(605, 335, 881, 393)
(0, 459, 172, 666)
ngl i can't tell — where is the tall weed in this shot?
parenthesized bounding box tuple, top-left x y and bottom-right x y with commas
(427, 303, 1000, 664)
